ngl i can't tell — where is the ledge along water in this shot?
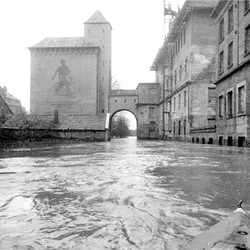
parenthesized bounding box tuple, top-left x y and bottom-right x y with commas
(0, 137, 250, 249)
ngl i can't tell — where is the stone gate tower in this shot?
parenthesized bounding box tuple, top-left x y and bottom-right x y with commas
(29, 10, 112, 117)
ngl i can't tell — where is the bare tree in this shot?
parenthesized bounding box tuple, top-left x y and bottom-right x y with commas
(111, 113, 130, 138)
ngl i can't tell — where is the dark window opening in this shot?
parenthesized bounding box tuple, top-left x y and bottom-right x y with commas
(228, 42, 233, 68)
(245, 24, 250, 54)
(219, 50, 224, 74)
(228, 136, 233, 146)
(228, 5, 233, 33)
(183, 119, 186, 136)
(219, 136, 223, 145)
(238, 137, 245, 147)
(196, 138, 199, 143)
(227, 91, 233, 117)
(219, 95, 224, 118)
(219, 18, 224, 42)
(208, 138, 213, 144)
(238, 85, 245, 114)
(202, 138, 205, 144)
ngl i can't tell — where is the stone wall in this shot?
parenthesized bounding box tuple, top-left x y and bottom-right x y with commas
(0, 128, 106, 141)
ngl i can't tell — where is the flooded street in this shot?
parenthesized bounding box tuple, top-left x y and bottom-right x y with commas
(0, 137, 250, 249)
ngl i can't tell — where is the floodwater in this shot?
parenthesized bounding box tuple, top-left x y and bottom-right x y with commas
(0, 137, 250, 250)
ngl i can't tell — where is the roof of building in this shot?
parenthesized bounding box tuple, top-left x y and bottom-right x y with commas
(84, 10, 112, 29)
(110, 89, 138, 96)
(167, 0, 218, 42)
(136, 83, 160, 90)
(151, 0, 218, 70)
(0, 86, 21, 102)
(211, 0, 228, 18)
(0, 95, 13, 115)
(29, 37, 98, 49)
(150, 39, 172, 71)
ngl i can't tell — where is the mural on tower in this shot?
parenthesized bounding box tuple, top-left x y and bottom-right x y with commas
(51, 59, 74, 97)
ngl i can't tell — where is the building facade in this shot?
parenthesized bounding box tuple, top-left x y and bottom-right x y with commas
(29, 10, 111, 117)
(136, 83, 160, 139)
(151, 0, 218, 143)
(212, 0, 250, 147)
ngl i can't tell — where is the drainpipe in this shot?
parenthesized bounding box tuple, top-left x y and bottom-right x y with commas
(162, 64, 166, 139)
(237, 0, 240, 66)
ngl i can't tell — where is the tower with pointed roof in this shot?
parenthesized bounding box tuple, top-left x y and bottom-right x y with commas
(29, 10, 112, 118)
(84, 10, 112, 114)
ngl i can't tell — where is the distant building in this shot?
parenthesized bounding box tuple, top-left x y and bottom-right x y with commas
(0, 86, 22, 114)
(136, 83, 160, 139)
(212, 0, 250, 147)
(29, 10, 112, 117)
(0, 94, 12, 124)
(151, 0, 218, 143)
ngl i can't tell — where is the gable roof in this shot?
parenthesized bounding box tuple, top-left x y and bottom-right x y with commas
(29, 37, 98, 49)
(0, 95, 13, 115)
(85, 10, 112, 29)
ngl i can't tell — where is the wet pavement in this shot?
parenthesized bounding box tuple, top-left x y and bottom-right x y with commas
(0, 137, 250, 249)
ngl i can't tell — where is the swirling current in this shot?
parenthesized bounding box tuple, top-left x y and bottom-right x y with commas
(0, 137, 250, 249)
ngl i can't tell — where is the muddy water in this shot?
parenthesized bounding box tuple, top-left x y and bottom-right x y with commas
(0, 137, 250, 249)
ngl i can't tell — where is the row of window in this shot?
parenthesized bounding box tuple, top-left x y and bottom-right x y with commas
(219, 1, 250, 43)
(219, 22, 250, 74)
(218, 82, 246, 118)
(168, 90, 187, 112)
(165, 59, 188, 91)
(219, 4, 234, 42)
(114, 98, 137, 103)
(174, 28, 186, 56)
(173, 119, 187, 136)
(219, 41, 234, 74)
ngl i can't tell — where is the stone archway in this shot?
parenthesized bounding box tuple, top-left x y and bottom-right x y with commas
(110, 109, 137, 138)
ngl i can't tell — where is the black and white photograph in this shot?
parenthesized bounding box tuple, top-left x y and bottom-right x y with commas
(1, 0, 250, 249)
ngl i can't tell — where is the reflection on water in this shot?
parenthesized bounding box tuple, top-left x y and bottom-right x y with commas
(0, 138, 250, 249)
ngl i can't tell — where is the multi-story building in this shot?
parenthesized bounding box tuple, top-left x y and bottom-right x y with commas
(136, 83, 160, 139)
(151, 0, 218, 143)
(212, 0, 250, 147)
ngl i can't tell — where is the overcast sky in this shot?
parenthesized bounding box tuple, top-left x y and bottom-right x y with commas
(0, 0, 184, 111)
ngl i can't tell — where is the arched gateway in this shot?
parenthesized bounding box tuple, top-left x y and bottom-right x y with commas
(108, 83, 160, 140)
(109, 90, 138, 122)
